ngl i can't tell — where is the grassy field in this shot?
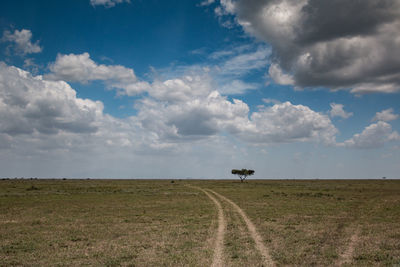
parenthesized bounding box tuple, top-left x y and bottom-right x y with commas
(1, 179, 399, 266)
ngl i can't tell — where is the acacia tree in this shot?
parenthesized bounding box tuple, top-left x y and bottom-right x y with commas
(231, 169, 255, 182)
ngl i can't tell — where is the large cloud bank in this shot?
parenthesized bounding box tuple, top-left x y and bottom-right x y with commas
(2, 60, 398, 154)
(0, 62, 340, 154)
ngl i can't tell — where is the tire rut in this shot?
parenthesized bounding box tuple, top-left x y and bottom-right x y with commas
(189, 186, 226, 267)
(206, 189, 275, 267)
(336, 229, 359, 266)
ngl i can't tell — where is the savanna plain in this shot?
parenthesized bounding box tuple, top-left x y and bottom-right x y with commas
(1, 179, 399, 266)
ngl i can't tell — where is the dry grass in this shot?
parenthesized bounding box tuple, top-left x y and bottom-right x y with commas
(191, 179, 400, 266)
(0, 179, 214, 266)
(1, 179, 400, 266)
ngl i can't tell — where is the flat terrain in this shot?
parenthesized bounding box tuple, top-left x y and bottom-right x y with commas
(1, 179, 399, 266)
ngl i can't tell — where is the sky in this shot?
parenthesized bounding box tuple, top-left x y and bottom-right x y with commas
(0, 0, 399, 179)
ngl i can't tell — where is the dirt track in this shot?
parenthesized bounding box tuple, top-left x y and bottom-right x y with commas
(190, 185, 275, 266)
(336, 229, 359, 266)
(207, 189, 275, 267)
(189, 186, 226, 267)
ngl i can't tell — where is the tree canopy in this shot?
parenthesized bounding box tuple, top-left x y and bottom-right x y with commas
(231, 169, 255, 182)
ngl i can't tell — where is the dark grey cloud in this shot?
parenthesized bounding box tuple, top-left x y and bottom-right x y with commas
(169, 108, 219, 136)
(298, 0, 398, 44)
(222, 0, 400, 93)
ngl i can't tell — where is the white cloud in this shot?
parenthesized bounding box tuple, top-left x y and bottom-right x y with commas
(148, 94, 243, 139)
(329, 103, 353, 119)
(135, 79, 251, 140)
(1, 29, 42, 55)
(0, 62, 170, 157)
(372, 108, 398, 122)
(45, 53, 148, 95)
(46, 53, 136, 83)
(5, 61, 394, 168)
(44, 46, 267, 100)
(268, 63, 294, 85)
(241, 102, 338, 145)
(147, 75, 212, 103)
(90, 0, 130, 8)
(342, 121, 400, 149)
(0, 63, 102, 136)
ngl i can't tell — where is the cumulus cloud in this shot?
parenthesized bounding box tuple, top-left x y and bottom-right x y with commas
(12, 62, 399, 179)
(46, 53, 135, 83)
(372, 108, 398, 122)
(135, 72, 337, 145)
(2, 62, 338, 150)
(45, 53, 148, 95)
(214, 0, 400, 93)
(342, 121, 400, 149)
(1, 29, 42, 55)
(329, 103, 353, 119)
(241, 102, 338, 145)
(90, 0, 130, 8)
(147, 75, 212, 102)
(0, 62, 172, 156)
(0, 63, 103, 136)
(44, 47, 267, 101)
(11, 61, 399, 157)
(135, 76, 251, 140)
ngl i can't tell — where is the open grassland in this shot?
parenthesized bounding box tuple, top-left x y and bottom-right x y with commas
(1, 179, 400, 266)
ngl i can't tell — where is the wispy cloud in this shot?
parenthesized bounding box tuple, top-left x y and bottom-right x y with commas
(90, 0, 130, 8)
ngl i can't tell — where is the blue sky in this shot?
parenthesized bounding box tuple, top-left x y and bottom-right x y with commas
(0, 0, 399, 178)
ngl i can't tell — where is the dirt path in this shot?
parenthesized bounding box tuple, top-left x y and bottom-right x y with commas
(189, 186, 226, 267)
(207, 189, 275, 267)
(336, 229, 359, 266)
